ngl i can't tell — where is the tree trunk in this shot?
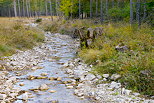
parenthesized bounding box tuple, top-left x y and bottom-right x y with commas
(117, 0, 120, 7)
(70, 0, 73, 19)
(96, 0, 98, 17)
(23, 0, 25, 17)
(100, 0, 104, 22)
(112, 0, 114, 8)
(136, 0, 141, 27)
(17, 0, 21, 17)
(106, 0, 108, 16)
(38, 0, 41, 17)
(26, 0, 29, 17)
(130, 0, 133, 25)
(90, 0, 92, 18)
(13, 0, 17, 17)
(45, 0, 48, 16)
(49, 0, 53, 20)
(143, 0, 147, 20)
(79, 0, 81, 18)
(56, 0, 58, 16)
(28, 0, 32, 17)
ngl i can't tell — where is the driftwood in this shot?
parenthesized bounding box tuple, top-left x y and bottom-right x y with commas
(73, 27, 104, 48)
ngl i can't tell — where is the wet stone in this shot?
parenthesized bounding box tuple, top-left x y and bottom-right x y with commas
(19, 83, 25, 86)
(39, 84, 50, 91)
(49, 90, 56, 93)
(41, 73, 48, 76)
(57, 77, 62, 81)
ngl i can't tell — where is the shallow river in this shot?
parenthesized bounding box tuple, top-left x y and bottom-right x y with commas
(13, 33, 91, 103)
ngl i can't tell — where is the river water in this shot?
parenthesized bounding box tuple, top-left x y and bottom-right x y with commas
(13, 33, 91, 103)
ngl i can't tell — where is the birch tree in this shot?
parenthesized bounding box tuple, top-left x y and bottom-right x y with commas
(90, 0, 92, 18)
(130, 0, 133, 25)
(13, 0, 17, 17)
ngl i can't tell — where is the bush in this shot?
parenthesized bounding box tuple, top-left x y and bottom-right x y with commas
(35, 18, 42, 23)
(108, 4, 130, 21)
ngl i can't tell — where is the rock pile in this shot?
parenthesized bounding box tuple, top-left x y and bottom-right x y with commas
(63, 58, 154, 103)
(0, 71, 20, 102)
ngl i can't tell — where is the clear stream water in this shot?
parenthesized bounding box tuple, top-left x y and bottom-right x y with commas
(13, 33, 91, 103)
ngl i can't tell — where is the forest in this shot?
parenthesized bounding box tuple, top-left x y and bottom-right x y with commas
(0, 0, 153, 26)
(0, 0, 154, 102)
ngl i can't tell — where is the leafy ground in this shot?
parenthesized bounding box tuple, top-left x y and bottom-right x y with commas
(0, 18, 44, 57)
(41, 19, 154, 96)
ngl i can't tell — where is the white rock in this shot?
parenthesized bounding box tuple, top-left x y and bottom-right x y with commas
(9, 93, 18, 98)
(66, 69, 73, 74)
(109, 81, 121, 89)
(74, 70, 87, 79)
(110, 74, 121, 80)
(133, 92, 140, 96)
(124, 90, 132, 95)
(22, 92, 28, 101)
(102, 78, 107, 81)
(39, 84, 49, 91)
(103, 74, 109, 78)
(10, 61, 18, 66)
(49, 90, 56, 93)
(41, 73, 48, 76)
(66, 86, 74, 89)
(63, 62, 69, 67)
(77, 93, 84, 97)
(0, 94, 7, 100)
(76, 83, 84, 89)
(74, 89, 79, 95)
(84, 74, 96, 81)
(96, 75, 102, 79)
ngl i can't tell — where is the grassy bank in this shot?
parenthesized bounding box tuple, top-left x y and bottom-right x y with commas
(79, 23, 154, 96)
(0, 18, 44, 57)
(41, 19, 154, 96)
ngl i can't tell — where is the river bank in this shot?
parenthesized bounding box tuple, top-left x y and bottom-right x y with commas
(0, 31, 91, 103)
(0, 31, 153, 103)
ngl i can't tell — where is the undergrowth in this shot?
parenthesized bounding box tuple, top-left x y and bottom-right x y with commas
(0, 18, 44, 57)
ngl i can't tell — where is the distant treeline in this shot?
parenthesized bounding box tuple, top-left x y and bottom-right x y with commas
(0, 0, 153, 25)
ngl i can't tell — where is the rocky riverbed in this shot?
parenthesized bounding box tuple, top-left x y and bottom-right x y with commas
(0, 32, 91, 103)
(0, 30, 153, 103)
(63, 58, 154, 103)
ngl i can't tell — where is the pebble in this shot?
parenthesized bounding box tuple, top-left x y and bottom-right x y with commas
(0, 94, 7, 100)
(49, 77, 54, 81)
(110, 74, 121, 80)
(103, 74, 109, 78)
(66, 86, 74, 89)
(57, 77, 62, 81)
(39, 84, 50, 91)
(41, 73, 48, 76)
(19, 83, 25, 86)
(49, 90, 56, 93)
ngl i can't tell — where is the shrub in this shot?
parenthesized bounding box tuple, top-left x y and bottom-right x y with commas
(35, 18, 42, 23)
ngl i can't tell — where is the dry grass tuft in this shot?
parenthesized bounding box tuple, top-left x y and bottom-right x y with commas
(0, 18, 44, 57)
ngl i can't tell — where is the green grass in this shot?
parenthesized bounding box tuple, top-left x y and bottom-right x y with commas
(79, 22, 154, 96)
(40, 18, 154, 96)
(0, 18, 44, 57)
